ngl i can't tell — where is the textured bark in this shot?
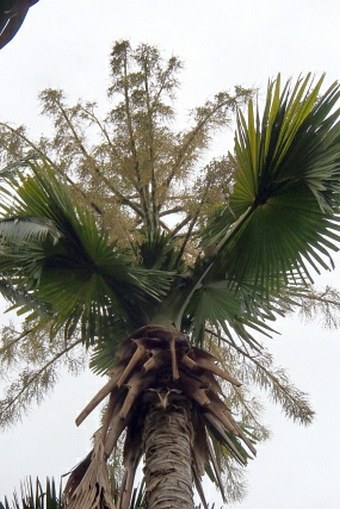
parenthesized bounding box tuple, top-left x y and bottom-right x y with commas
(142, 403, 194, 509)
(69, 326, 253, 509)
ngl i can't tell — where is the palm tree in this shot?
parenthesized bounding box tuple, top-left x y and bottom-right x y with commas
(1, 73, 340, 508)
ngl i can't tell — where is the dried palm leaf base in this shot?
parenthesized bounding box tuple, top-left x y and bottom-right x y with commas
(63, 433, 115, 509)
(64, 325, 256, 509)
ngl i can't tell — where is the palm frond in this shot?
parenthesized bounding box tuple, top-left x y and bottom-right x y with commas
(202, 74, 340, 293)
(0, 162, 174, 341)
(128, 482, 147, 509)
(136, 228, 186, 272)
(1, 477, 62, 509)
(186, 276, 302, 349)
(0, 217, 61, 247)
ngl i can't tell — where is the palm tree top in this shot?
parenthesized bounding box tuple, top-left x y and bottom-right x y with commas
(0, 74, 340, 351)
(1, 57, 340, 507)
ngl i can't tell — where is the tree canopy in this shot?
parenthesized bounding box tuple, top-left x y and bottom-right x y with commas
(2, 41, 340, 507)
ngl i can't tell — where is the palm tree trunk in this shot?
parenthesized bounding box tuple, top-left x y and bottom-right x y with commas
(142, 401, 194, 509)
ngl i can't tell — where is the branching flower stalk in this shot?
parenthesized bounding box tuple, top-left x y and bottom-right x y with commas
(1, 43, 340, 508)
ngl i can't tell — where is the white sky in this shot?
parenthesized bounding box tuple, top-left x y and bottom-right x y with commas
(1, 0, 340, 507)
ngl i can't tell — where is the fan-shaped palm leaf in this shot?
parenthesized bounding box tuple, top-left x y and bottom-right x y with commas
(0, 163, 174, 342)
(202, 74, 340, 293)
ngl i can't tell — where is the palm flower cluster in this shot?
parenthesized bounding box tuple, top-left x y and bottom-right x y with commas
(1, 41, 340, 508)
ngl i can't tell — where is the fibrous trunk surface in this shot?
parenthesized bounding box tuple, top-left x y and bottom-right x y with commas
(142, 403, 194, 509)
(65, 325, 255, 509)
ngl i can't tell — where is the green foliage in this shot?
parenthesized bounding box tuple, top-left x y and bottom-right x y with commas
(0, 164, 174, 342)
(202, 75, 340, 294)
(1, 477, 62, 509)
(2, 40, 340, 506)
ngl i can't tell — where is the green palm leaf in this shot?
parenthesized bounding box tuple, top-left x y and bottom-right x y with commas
(1, 477, 62, 509)
(0, 163, 174, 341)
(203, 74, 340, 292)
(0, 217, 61, 247)
(187, 278, 297, 348)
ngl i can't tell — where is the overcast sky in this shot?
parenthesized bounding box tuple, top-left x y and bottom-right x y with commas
(1, 1, 340, 507)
